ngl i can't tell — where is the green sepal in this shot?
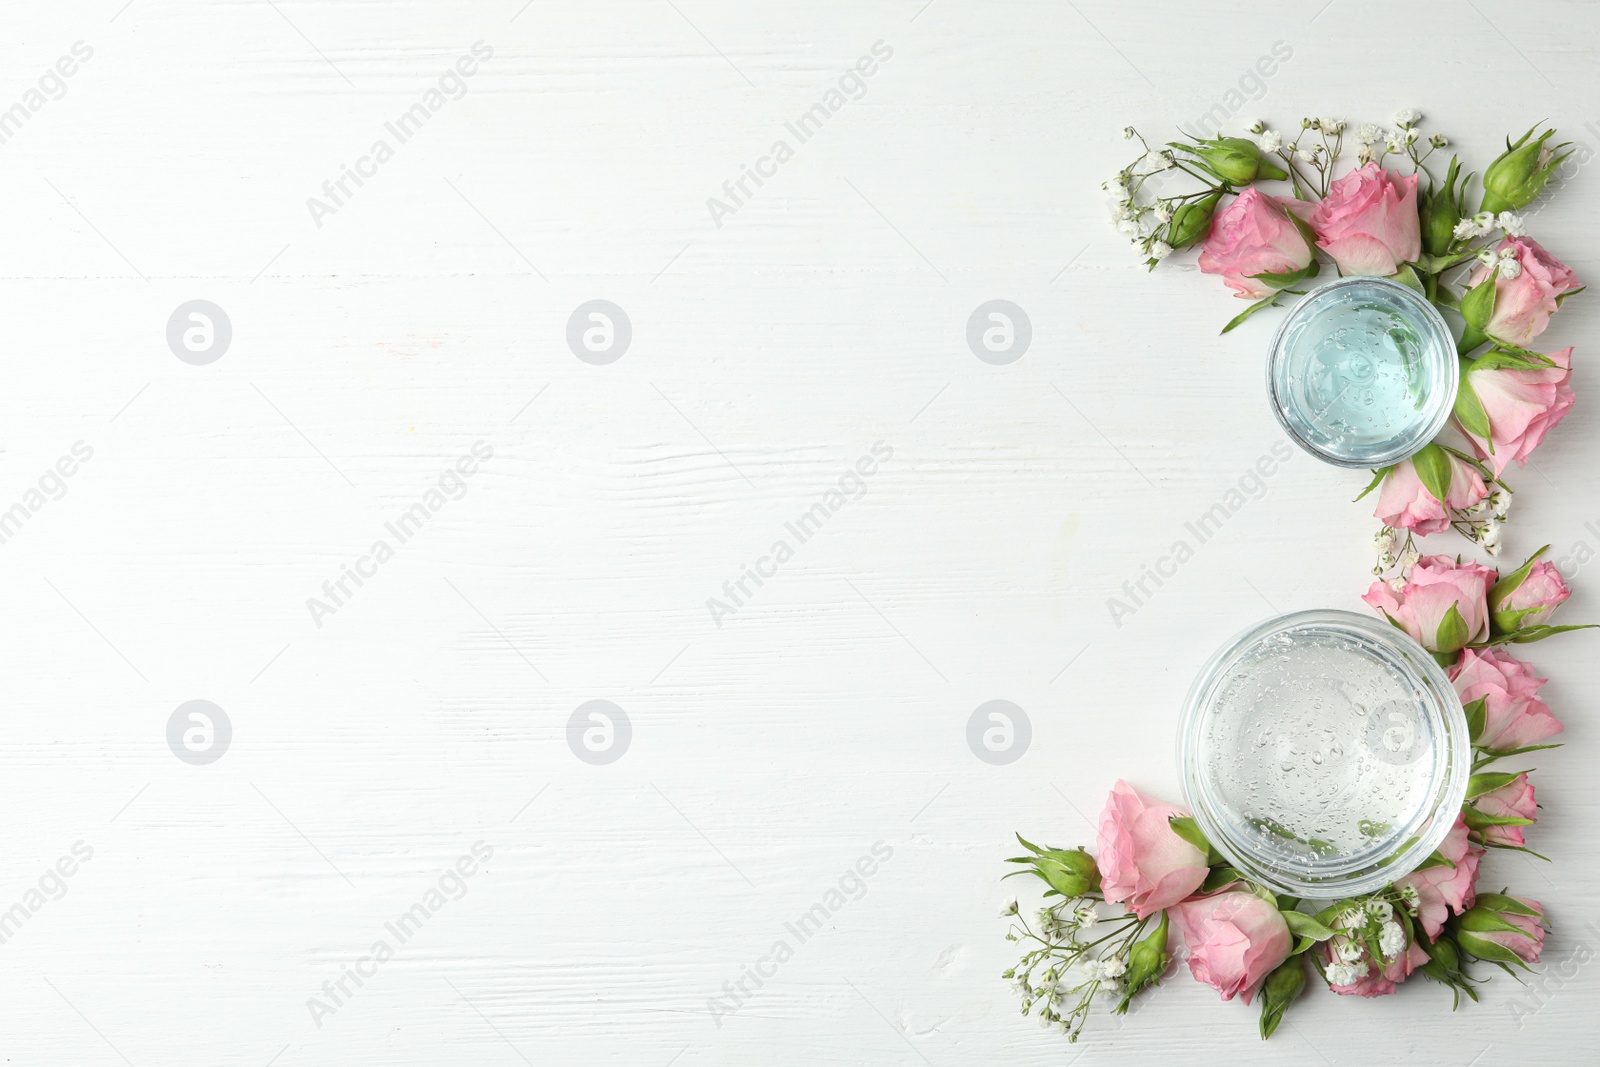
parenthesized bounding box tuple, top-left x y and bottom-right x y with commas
(1280, 910, 1337, 942)
(1353, 467, 1392, 502)
(1453, 361, 1492, 440)
(1411, 442, 1453, 505)
(1462, 696, 1488, 743)
(1221, 292, 1283, 334)
(1434, 602, 1470, 654)
(1466, 770, 1526, 800)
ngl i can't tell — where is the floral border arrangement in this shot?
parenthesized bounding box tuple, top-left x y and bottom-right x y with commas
(1001, 113, 1591, 1042)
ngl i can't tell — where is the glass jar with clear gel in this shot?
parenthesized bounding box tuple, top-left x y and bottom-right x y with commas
(1177, 610, 1469, 899)
(1267, 276, 1457, 468)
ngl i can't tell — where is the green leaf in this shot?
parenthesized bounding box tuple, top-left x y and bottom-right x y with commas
(1280, 910, 1338, 942)
(1221, 292, 1283, 334)
(1353, 467, 1392, 502)
(1453, 363, 1492, 440)
(1417, 249, 1482, 273)
(1411, 443, 1453, 504)
(1393, 263, 1425, 291)
(1463, 806, 1536, 830)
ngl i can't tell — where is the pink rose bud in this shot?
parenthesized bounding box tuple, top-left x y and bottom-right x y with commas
(1449, 647, 1563, 753)
(1454, 347, 1575, 477)
(1308, 163, 1422, 276)
(1371, 445, 1488, 536)
(1363, 554, 1495, 655)
(1466, 772, 1537, 847)
(1170, 889, 1292, 1005)
(1456, 894, 1547, 966)
(1488, 548, 1573, 635)
(1198, 188, 1317, 300)
(1396, 815, 1483, 940)
(1465, 237, 1581, 347)
(1094, 781, 1209, 919)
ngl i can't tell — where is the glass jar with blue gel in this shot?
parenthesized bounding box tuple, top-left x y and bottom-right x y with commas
(1267, 276, 1457, 468)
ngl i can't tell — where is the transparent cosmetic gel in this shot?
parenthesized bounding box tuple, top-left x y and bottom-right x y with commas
(1267, 276, 1457, 468)
(1178, 610, 1469, 898)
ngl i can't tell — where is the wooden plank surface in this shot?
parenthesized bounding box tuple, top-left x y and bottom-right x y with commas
(2, 1, 1597, 1063)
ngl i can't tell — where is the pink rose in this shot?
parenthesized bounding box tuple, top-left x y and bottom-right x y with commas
(1363, 554, 1495, 654)
(1459, 895, 1547, 964)
(1372, 450, 1488, 535)
(1396, 815, 1482, 940)
(1467, 237, 1581, 347)
(1457, 347, 1575, 477)
(1449, 647, 1562, 752)
(1095, 780, 1209, 919)
(1198, 188, 1316, 300)
(1494, 558, 1571, 630)
(1170, 889, 1292, 1005)
(1308, 163, 1421, 276)
(1470, 773, 1537, 847)
(1325, 938, 1428, 998)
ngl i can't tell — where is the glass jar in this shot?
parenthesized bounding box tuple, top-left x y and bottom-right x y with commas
(1267, 276, 1457, 468)
(1177, 609, 1469, 899)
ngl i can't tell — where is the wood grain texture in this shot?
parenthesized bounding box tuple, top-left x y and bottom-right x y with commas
(3, 1, 1599, 1063)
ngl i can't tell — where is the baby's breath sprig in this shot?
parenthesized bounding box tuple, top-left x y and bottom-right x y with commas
(1002, 897, 1154, 1042)
(1105, 126, 1228, 268)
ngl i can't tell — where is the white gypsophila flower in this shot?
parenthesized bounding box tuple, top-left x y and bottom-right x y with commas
(1385, 136, 1403, 154)
(1074, 907, 1098, 930)
(1398, 883, 1421, 914)
(1336, 938, 1365, 963)
(1144, 151, 1174, 172)
(1500, 257, 1523, 279)
(1431, 134, 1450, 148)
(1356, 123, 1380, 145)
(1406, 127, 1421, 144)
(1393, 108, 1422, 128)
(1153, 203, 1173, 224)
(1388, 577, 1406, 593)
(1150, 240, 1174, 261)
(1453, 219, 1484, 240)
(1260, 131, 1284, 152)
(1325, 960, 1369, 986)
(1399, 544, 1420, 570)
(1116, 219, 1139, 237)
(1491, 488, 1512, 519)
(1323, 118, 1346, 133)
(1483, 521, 1503, 553)
(1373, 527, 1397, 553)
(1366, 900, 1394, 921)
(1101, 957, 1127, 978)
(1478, 248, 1500, 266)
(1298, 148, 1315, 163)
(1498, 211, 1527, 236)
(1336, 907, 1365, 930)
(1000, 897, 1019, 917)
(1122, 125, 1136, 140)
(1379, 921, 1407, 959)
(1248, 119, 1266, 135)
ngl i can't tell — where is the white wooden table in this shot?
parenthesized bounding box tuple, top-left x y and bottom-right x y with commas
(4, 1, 1596, 1063)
